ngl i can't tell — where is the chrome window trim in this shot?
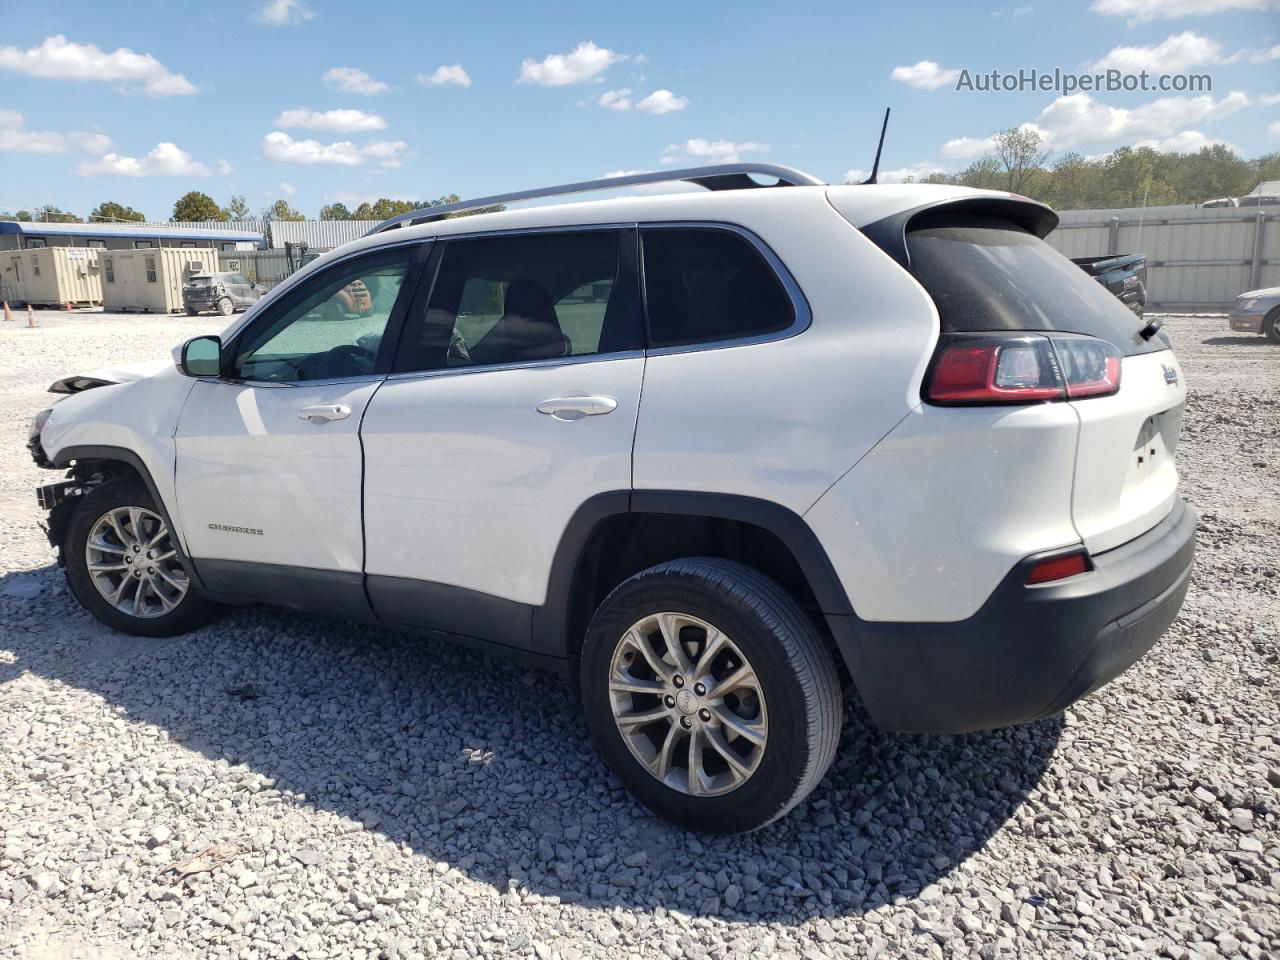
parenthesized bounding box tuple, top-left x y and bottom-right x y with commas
(639, 221, 812, 357)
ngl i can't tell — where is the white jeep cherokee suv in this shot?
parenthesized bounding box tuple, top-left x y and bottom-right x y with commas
(28, 165, 1196, 833)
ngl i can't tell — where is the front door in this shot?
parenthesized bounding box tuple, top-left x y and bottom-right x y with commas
(360, 228, 646, 651)
(174, 243, 424, 612)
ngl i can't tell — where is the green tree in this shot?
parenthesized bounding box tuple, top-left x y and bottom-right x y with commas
(172, 191, 228, 222)
(263, 199, 304, 221)
(352, 198, 417, 220)
(226, 194, 252, 222)
(90, 201, 146, 223)
(319, 202, 354, 220)
(990, 127, 1050, 194)
(31, 204, 81, 223)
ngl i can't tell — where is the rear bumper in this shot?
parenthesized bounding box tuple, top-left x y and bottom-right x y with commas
(1229, 311, 1264, 333)
(829, 497, 1196, 734)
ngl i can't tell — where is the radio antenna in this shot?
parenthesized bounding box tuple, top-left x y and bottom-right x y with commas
(861, 108, 891, 185)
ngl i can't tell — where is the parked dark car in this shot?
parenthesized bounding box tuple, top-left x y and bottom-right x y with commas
(1073, 254, 1147, 316)
(183, 272, 262, 317)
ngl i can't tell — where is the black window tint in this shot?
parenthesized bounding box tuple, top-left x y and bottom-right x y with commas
(906, 216, 1165, 355)
(641, 228, 794, 347)
(404, 230, 641, 372)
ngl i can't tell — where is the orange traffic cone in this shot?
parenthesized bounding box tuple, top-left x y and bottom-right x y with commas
(2, 301, 12, 322)
(27, 305, 37, 327)
(64, 301, 72, 312)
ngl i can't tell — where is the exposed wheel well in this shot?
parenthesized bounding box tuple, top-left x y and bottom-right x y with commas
(562, 511, 839, 670)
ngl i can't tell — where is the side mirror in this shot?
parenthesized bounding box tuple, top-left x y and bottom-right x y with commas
(177, 335, 222, 378)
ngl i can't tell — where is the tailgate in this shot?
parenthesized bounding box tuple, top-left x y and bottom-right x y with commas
(1069, 350, 1185, 554)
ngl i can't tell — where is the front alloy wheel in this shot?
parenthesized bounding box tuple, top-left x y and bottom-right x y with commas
(64, 479, 215, 637)
(609, 612, 767, 797)
(85, 506, 190, 617)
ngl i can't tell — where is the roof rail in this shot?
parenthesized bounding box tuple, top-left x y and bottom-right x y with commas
(365, 163, 825, 236)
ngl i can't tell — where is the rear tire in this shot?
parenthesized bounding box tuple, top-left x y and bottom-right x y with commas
(185, 307, 198, 317)
(63, 479, 216, 637)
(1264, 308, 1280, 344)
(580, 558, 843, 833)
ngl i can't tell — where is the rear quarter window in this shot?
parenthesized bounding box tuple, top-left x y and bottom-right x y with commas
(905, 215, 1165, 355)
(641, 228, 795, 348)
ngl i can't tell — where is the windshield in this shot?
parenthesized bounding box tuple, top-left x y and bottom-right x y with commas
(906, 216, 1167, 356)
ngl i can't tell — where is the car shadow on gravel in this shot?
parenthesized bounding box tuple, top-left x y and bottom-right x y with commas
(0, 565, 1062, 923)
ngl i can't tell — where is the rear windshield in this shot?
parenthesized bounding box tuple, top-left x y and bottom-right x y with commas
(905, 216, 1166, 355)
(187, 276, 212, 286)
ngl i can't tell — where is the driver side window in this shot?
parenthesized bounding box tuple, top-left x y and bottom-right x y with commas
(232, 247, 414, 382)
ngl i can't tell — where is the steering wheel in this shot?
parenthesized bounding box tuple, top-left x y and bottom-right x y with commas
(316, 343, 376, 379)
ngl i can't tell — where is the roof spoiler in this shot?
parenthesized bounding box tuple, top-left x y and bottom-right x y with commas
(860, 195, 1060, 270)
(365, 163, 826, 236)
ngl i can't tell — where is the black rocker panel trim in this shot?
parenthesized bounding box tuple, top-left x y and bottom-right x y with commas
(366, 573, 533, 650)
(198, 559, 372, 619)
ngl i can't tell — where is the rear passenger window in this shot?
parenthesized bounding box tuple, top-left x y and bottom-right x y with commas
(641, 228, 795, 347)
(403, 230, 642, 372)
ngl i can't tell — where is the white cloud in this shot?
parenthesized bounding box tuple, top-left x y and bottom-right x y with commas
(0, 110, 110, 154)
(0, 35, 196, 96)
(255, 0, 314, 25)
(1134, 130, 1234, 151)
(77, 142, 212, 177)
(323, 66, 388, 95)
(845, 161, 948, 183)
(418, 64, 471, 87)
(598, 88, 633, 110)
(1090, 0, 1279, 20)
(275, 107, 387, 133)
(262, 131, 407, 168)
(1261, 93, 1280, 106)
(280, 181, 296, 195)
(1270, 121, 1280, 137)
(891, 60, 961, 90)
(216, 159, 233, 175)
(661, 138, 769, 164)
(1024, 90, 1250, 148)
(637, 89, 688, 114)
(519, 41, 625, 85)
(1088, 32, 1223, 72)
(942, 135, 996, 159)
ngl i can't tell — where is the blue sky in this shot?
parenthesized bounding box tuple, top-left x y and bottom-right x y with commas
(1, 0, 1277, 220)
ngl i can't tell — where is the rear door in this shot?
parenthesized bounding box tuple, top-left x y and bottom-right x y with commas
(359, 228, 645, 651)
(905, 214, 1183, 554)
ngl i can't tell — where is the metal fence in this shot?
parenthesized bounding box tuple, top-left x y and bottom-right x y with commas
(1045, 205, 1275, 310)
(267, 220, 380, 249)
(217, 248, 327, 290)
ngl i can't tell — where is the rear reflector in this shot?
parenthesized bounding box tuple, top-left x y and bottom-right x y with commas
(1025, 551, 1091, 585)
(924, 333, 1122, 406)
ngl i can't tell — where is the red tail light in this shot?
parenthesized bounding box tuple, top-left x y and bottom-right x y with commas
(925, 333, 1121, 406)
(1025, 551, 1091, 585)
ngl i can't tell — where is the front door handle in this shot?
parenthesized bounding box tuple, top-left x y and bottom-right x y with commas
(298, 403, 351, 423)
(536, 395, 618, 420)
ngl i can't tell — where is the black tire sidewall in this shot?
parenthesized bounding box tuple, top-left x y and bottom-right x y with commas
(218, 297, 233, 317)
(1265, 310, 1280, 344)
(581, 570, 826, 833)
(64, 480, 212, 638)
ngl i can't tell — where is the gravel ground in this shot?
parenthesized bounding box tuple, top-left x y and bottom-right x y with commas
(0, 310, 1277, 960)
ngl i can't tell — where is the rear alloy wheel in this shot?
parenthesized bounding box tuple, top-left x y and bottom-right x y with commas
(581, 558, 843, 833)
(217, 296, 234, 317)
(64, 479, 215, 637)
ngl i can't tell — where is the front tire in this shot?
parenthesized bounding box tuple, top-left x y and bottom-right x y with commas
(580, 558, 843, 833)
(1264, 308, 1280, 344)
(216, 296, 234, 317)
(63, 479, 215, 637)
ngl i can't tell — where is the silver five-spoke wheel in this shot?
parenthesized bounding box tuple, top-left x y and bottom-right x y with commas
(85, 506, 189, 618)
(609, 611, 768, 797)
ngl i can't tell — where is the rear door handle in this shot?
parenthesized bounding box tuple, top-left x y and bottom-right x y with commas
(536, 395, 618, 420)
(298, 403, 351, 423)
